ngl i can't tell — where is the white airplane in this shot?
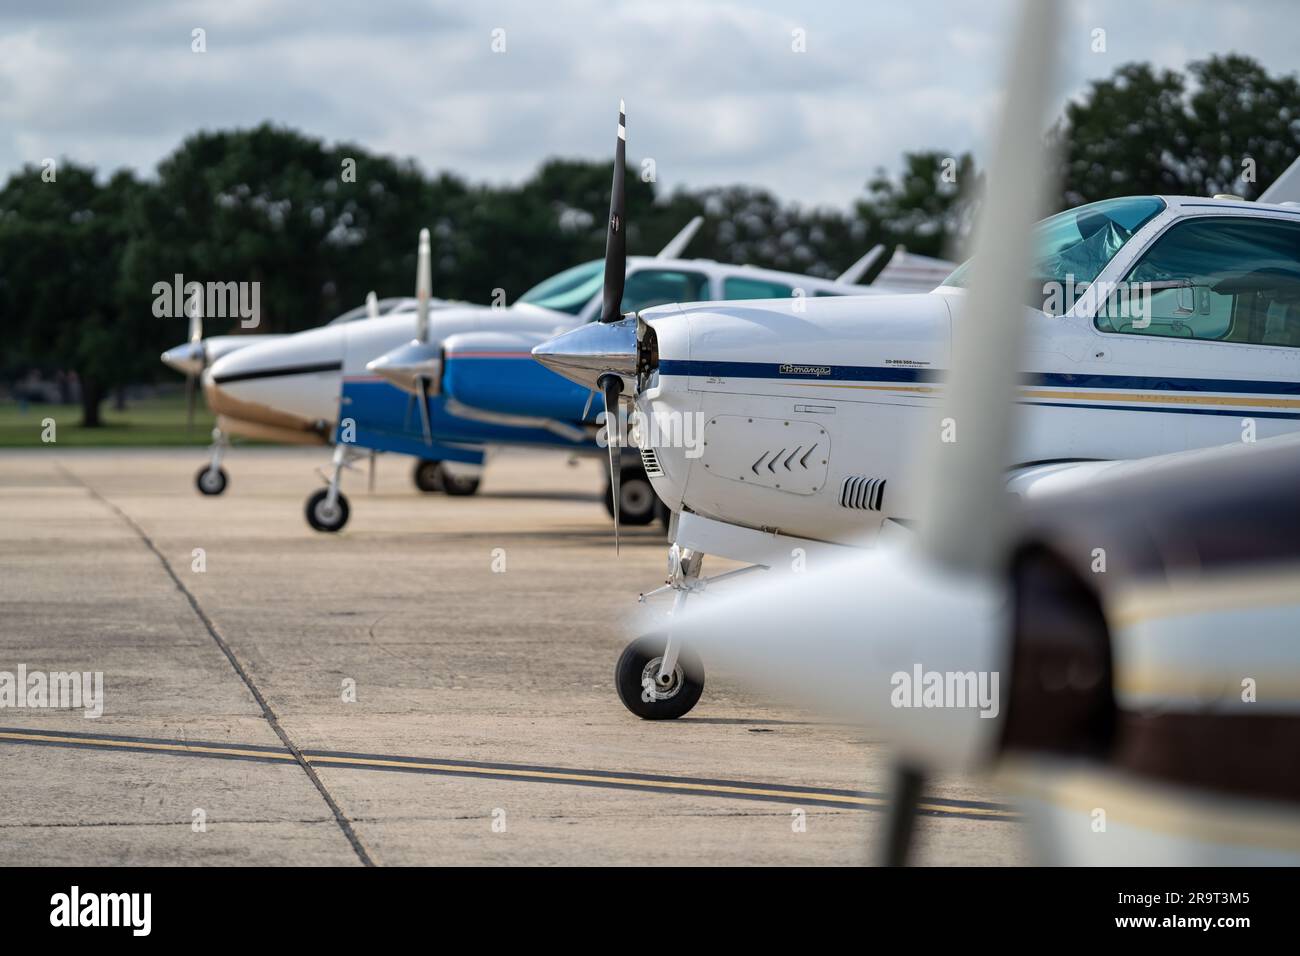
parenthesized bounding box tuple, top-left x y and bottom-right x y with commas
(532, 89, 1300, 726)
(161, 292, 437, 495)
(662, 0, 1300, 867)
(533, 0, 1300, 866)
(202, 199, 938, 529)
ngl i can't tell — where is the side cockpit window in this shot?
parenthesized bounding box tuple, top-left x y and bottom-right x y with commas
(1095, 216, 1300, 348)
(620, 269, 709, 314)
(721, 276, 794, 300)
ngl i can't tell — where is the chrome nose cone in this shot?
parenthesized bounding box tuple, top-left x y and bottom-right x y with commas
(161, 341, 206, 376)
(531, 318, 637, 393)
(366, 339, 443, 395)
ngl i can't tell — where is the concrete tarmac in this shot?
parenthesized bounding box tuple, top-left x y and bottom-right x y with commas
(0, 447, 1028, 865)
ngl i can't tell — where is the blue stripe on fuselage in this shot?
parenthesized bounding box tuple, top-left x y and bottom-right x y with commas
(657, 359, 1300, 396)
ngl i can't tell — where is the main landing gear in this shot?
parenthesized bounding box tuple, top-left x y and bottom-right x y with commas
(603, 462, 658, 526)
(413, 459, 442, 493)
(305, 444, 364, 533)
(412, 459, 482, 496)
(195, 428, 229, 495)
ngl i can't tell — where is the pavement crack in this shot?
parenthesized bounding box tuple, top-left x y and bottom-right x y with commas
(55, 463, 376, 867)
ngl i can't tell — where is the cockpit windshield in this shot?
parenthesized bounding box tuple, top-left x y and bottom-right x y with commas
(942, 196, 1166, 302)
(326, 297, 416, 325)
(517, 260, 605, 315)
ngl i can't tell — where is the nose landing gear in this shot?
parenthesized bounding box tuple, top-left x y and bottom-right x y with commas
(195, 428, 229, 496)
(616, 546, 707, 719)
(615, 634, 705, 720)
(305, 444, 364, 533)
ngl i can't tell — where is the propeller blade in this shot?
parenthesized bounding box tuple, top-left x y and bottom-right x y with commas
(599, 372, 622, 552)
(879, 765, 925, 867)
(415, 228, 432, 342)
(417, 376, 433, 446)
(366, 291, 379, 322)
(184, 336, 207, 437)
(879, 0, 1061, 867)
(185, 290, 203, 435)
(600, 101, 627, 324)
(915, 0, 1059, 575)
(185, 370, 197, 436)
(643, 0, 1062, 868)
(581, 388, 595, 421)
(187, 295, 202, 345)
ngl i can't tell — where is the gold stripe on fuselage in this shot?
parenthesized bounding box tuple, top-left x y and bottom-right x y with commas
(779, 381, 1299, 412)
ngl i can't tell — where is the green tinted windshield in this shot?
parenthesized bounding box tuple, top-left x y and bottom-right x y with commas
(943, 196, 1166, 290)
(518, 260, 604, 315)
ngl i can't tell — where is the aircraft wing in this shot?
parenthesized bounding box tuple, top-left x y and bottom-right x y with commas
(1005, 437, 1280, 501)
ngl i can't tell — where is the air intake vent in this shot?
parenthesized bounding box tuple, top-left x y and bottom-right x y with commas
(840, 476, 886, 511)
(640, 448, 664, 477)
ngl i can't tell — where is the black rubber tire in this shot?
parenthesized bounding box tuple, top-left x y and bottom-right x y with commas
(615, 634, 705, 720)
(438, 464, 481, 496)
(195, 465, 228, 496)
(413, 459, 443, 493)
(305, 488, 350, 533)
(604, 464, 658, 525)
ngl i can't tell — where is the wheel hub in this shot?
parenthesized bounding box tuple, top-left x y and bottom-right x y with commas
(315, 500, 340, 523)
(622, 482, 653, 513)
(640, 656, 682, 700)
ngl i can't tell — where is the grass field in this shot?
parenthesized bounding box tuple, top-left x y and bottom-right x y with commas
(0, 394, 219, 447)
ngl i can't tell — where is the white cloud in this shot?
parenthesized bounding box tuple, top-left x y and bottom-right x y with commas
(0, 0, 1293, 206)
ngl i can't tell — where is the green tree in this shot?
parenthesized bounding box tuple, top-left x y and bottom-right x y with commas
(121, 124, 459, 337)
(0, 162, 146, 426)
(1185, 54, 1300, 198)
(1053, 55, 1300, 206)
(855, 151, 980, 261)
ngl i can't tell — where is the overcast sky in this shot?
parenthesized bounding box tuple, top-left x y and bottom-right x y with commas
(0, 0, 1295, 208)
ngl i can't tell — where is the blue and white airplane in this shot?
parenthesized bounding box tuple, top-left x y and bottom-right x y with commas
(163, 293, 441, 495)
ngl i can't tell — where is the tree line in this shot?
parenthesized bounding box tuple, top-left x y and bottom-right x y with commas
(0, 54, 1296, 425)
